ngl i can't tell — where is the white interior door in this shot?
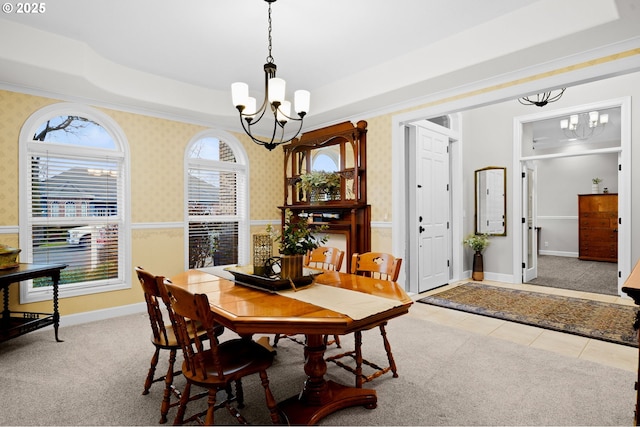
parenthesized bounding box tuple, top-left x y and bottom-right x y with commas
(415, 125, 450, 292)
(522, 161, 538, 282)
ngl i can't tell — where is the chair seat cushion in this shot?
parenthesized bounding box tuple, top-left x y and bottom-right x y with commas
(151, 323, 223, 348)
(182, 339, 274, 387)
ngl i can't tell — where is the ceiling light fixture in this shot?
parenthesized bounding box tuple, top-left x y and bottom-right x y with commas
(231, 0, 309, 151)
(560, 111, 609, 140)
(518, 88, 566, 107)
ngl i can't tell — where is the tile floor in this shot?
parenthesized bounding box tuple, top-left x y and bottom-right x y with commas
(409, 280, 638, 373)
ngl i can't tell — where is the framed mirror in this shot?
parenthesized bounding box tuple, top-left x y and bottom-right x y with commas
(475, 166, 506, 236)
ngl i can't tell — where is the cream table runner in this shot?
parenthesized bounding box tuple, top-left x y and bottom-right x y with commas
(277, 284, 402, 320)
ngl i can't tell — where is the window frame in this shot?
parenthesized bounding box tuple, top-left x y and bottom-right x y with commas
(18, 103, 131, 303)
(184, 129, 250, 269)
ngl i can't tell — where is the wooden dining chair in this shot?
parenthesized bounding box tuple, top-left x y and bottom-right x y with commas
(161, 280, 281, 425)
(325, 252, 402, 388)
(135, 266, 222, 424)
(305, 246, 345, 272)
(273, 247, 344, 348)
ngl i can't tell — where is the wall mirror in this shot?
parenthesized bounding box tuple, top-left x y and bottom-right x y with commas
(475, 166, 506, 236)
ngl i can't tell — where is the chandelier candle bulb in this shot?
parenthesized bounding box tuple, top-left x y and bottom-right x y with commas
(268, 77, 286, 104)
(277, 100, 291, 123)
(231, 82, 249, 109)
(295, 90, 310, 115)
(570, 114, 579, 127)
(245, 97, 257, 118)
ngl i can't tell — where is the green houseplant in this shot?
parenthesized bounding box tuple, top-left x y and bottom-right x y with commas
(592, 177, 602, 194)
(464, 233, 490, 281)
(267, 209, 327, 278)
(463, 233, 490, 253)
(298, 171, 341, 202)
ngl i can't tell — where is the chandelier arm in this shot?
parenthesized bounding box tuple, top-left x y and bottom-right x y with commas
(546, 88, 565, 103)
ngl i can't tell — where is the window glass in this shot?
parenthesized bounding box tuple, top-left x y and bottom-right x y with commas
(21, 109, 127, 299)
(33, 115, 116, 149)
(186, 136, 247, 268)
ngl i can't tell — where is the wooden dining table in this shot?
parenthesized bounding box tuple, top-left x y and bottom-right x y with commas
(169, 268, 413, 425)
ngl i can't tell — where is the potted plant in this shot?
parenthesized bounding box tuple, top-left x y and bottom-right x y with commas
(463, 233, 490, 281)
(298, 171, 341, 202)
(592, 177, 602, 194)
(267, 209, 327, 279)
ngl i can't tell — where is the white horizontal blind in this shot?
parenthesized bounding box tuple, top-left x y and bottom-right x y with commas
(24, 114, 124, 291)
(187, 139, 245, 268)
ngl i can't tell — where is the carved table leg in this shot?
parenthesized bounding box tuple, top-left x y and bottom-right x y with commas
(277, 333, 377, 425)
(52, 270, 63, 342)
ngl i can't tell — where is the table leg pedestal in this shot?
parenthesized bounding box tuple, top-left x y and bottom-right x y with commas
(277, 334, 377, 425)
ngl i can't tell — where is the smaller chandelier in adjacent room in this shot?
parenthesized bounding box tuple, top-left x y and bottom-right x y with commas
(518, 88, 565, 107)
(231, 0, 309, 151)
(560, 111, 609, 141)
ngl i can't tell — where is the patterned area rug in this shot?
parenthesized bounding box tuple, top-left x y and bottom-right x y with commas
(418, 282, 638, 347)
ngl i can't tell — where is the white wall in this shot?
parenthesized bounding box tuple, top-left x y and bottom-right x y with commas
(461, 71, 640, 279)
(537, 153, 618, 256)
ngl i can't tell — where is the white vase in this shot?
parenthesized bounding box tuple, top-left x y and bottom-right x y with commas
(591, 183, 600, 194)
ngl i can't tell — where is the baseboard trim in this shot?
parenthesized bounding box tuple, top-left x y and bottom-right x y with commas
(539, 250, 578, 257)
(59, 302, 147, 328)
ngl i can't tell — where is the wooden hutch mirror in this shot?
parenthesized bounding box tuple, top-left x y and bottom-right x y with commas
(281, 121, 370, 271)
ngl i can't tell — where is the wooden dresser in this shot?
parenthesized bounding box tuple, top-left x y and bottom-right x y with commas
(578, 193, 618, 262)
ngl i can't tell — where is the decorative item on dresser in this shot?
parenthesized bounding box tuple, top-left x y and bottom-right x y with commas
(280, 120, 370, 272)
(578, 193, 618, 262)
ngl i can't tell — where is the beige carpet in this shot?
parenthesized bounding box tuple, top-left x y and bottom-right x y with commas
(0, 310, 635, 425)
(527, 255, 618, 296)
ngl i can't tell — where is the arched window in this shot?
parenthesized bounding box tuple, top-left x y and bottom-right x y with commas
(185, 130, 249, 269)
(19, 103, 130, 302)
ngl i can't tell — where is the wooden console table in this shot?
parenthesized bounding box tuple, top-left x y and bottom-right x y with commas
(622, 259, 640, 425)
(0, 263, 67, 343)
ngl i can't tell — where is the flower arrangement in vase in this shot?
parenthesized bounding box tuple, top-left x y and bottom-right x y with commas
(463, 233, 490, 253)
(267, 209, 327, 278)
(463, 233, 490, 281)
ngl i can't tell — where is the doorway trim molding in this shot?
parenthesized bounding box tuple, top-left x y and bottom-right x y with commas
(512, 96, 631, 294)
(391, 39, 640, 293)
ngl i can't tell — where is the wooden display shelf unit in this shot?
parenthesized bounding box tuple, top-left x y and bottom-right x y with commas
(281, 121, 371, 272)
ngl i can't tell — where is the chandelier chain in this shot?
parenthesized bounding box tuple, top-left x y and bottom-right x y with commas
(266, 2, 274, 64)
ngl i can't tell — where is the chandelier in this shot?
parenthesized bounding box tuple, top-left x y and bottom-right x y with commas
(560, 111, 609, 140)
(518, 88, 565, 107)
(231, 0, 309, 151)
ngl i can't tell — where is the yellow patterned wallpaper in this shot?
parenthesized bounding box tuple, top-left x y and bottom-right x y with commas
(0, 88, 393, 316)
(0, 89, 288, 315)
(364, 115, 393, 224)
(0, 90, 54, 226)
